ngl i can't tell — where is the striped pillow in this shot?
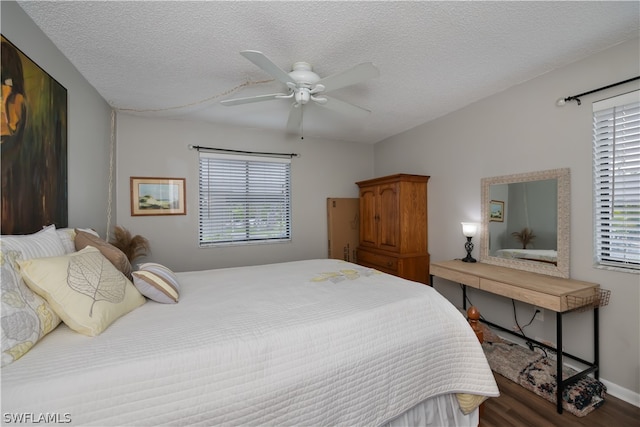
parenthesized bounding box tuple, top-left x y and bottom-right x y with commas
(2, 224, 66, 259)
(132, 263, 180, 304)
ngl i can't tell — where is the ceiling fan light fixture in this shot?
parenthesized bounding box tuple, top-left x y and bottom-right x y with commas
(294, 88, 311, 104)
(289, 62, 320, 86)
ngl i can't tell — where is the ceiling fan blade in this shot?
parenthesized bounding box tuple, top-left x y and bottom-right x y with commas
(286, 104, 303, 134)
(317, 96, 371, 118)
(240, 50, 295, 85)
(220, 93, 286, 106)
(316, 62, 379, 93)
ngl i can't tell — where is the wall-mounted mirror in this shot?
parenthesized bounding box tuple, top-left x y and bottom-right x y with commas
(480, 168, 570, 278)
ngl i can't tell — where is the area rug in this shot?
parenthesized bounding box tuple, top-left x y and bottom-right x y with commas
(481, 337, 606, 416)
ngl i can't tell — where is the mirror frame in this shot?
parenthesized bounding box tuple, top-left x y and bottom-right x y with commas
(480, 168, 570, 278)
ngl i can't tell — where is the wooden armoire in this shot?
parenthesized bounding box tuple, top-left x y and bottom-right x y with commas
(356, 174, 430, 284)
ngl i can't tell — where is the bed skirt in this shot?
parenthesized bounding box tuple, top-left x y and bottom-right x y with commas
(383, 394, 479, 427)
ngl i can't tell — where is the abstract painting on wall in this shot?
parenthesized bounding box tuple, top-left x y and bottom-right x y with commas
(1, 35, 68, 234)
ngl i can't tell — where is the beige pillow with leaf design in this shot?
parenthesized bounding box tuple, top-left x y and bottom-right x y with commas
(18, 246, 145, 336)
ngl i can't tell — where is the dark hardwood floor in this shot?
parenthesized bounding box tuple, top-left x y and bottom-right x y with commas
(482, 373, 640, 427)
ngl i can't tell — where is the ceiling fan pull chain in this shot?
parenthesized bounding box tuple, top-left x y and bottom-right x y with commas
(300, 112, 304, 140)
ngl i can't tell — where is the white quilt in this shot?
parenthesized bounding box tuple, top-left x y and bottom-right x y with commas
(1, 259, 498, 426)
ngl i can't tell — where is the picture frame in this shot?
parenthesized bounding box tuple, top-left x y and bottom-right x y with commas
(130, 177, 186, 216)
(489, 200, 504, 222)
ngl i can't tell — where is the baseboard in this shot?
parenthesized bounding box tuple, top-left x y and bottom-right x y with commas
(600, 379, 640, 408)
(494, 333, 640, 408)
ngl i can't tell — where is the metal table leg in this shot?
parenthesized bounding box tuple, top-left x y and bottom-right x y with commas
(594, 307, 599, 380)
(556, 312, 563, 414)
(463, 285, 467, 310)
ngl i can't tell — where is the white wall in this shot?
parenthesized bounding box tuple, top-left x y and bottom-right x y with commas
(114, 114, 374, 272)
(374, 38, 640, 399)
(1, 1, 112, 236)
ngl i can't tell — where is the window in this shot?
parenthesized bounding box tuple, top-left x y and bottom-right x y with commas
(593, 91, 640, 271)
(198, 152, 291, 246)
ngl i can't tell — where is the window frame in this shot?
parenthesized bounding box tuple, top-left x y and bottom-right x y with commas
(198, 151, 292, 247)
(592, 90, 640, 272)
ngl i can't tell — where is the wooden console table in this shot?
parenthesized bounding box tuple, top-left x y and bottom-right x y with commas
(430, 260, 603, 414)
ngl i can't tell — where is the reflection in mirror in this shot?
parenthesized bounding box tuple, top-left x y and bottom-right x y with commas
(489, 179, 557, 258)
(480, 168, 570, 278)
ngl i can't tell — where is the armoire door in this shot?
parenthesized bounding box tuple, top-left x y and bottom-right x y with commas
(359, 186, 377, 247)
(377, 183, 399, 252)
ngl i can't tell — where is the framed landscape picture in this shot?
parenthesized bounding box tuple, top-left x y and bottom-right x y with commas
(489, 200, 504, 222)
(130, 177, 186, 216)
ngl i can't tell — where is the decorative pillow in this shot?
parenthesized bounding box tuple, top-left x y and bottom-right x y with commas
(56, 227, 100, 254)
(2, 224, 66, 259)
(18, 246, 145, 337)
(56, 228, 77, 254)
(0, 225, 64, 366)
(74, 229, 132, 279)
(132, 263, 180, 304)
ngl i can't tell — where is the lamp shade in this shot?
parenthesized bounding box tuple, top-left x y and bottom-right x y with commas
(461, 222, 479, 238)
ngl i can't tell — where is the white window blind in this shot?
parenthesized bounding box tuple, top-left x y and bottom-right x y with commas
(198, 152, 291, 246)
(593, 90, 640, 271)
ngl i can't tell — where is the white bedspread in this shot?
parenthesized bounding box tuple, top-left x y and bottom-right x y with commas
(2, 259, 498, 426)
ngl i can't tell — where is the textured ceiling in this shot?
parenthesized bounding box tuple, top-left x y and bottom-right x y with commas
(17, 1, 640, 144)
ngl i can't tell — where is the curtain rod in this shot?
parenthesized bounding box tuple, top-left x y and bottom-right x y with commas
(557, 76, 640, 106)
(188, 145, 299, 159)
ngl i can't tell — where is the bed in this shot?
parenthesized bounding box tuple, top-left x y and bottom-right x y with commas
(1, 226, 499, 426)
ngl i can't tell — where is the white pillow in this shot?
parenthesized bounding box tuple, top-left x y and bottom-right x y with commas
(18, 246, 146, 337)
(0, 225, 64, 366)
(2, 224, 66, 259)
(132, 263, 181, 304)
(56, 227, 100, 254)
(56, 228, 76, 254)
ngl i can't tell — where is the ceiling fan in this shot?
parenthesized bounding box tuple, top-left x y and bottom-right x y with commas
(221, 50, 379, 137)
